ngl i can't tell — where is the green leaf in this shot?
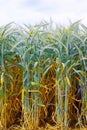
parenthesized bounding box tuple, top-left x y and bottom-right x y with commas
(38, 102, 45, 107)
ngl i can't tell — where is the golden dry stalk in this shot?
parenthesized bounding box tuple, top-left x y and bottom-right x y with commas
(1, 57, 23, 128)
(68, 75, 85, 128)
(39, 64, 56, 127)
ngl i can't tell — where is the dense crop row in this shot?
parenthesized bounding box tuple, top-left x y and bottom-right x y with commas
(0, 21, 87, 129)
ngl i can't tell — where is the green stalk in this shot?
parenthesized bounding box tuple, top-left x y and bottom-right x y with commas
(64, 78, 68, 129)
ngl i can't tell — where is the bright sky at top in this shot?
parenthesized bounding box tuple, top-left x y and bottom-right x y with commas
(0, 0, 87, 26)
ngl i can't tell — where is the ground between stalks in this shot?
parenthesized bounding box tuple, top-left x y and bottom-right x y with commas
(0, 120, 87, 130)
(0, 124, 87, 130)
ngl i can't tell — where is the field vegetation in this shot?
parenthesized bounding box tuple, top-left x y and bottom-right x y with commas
(0, 21, 87, 130)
